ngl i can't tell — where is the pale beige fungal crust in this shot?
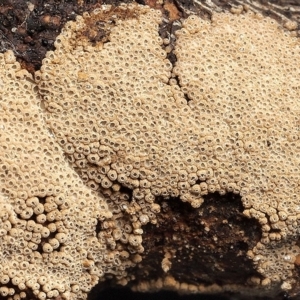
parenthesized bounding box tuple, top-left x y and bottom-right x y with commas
(1, 2, 300, 299)
(0, 51, 127, 300)
(37, 4, 300, 296)
(173, 11, 300, 292)
(36, 3, 206, 257)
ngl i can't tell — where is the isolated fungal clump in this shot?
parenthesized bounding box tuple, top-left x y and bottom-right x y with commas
(1, 2, 300, 299)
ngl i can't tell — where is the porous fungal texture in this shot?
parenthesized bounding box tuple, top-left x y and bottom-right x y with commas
(35, 3, 300, 294)
(36, 3, 300, 294)
(36, 2, 203, 281)
(173, 12, 300, 290)
(1, 2, 300, 299)
(0, 52, 129, 300)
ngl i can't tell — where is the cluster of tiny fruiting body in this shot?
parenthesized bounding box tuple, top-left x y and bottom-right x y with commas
(0, 3, 300, 299)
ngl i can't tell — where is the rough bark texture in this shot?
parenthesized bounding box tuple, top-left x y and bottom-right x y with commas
(137, 194, 261, 285)
(0, 1, 300, 300)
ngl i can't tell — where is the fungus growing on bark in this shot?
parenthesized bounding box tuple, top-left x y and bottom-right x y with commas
(1, 2, 300, 300)
(0, 49, 137, 300)
(173, 11, 300, 293)
(36, 2, 300, 295)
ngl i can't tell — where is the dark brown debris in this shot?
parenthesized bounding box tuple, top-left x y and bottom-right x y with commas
(0, 0, 106, 72)
(132, 193, 262, 287)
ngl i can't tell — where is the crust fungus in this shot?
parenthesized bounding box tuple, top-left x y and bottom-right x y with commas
(0, 2, 300, 300)
(173, 11, 300, 295)
(0, 49, 129, 299)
